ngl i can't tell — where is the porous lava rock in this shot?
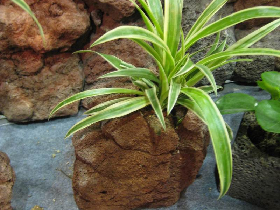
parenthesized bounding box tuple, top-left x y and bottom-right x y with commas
(228, 112, 280, 210)
(83, 0, 136, 21)
(0, 152, 16, 210)
(232, 27, 280, 83)
(0, 53, 84, 122)
(72, 109, 209, 210)
(0, 0, 90, 52)
(234, 0, 280, 29)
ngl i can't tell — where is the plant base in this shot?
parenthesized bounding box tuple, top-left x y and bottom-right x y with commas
(72, 109, 209, 210)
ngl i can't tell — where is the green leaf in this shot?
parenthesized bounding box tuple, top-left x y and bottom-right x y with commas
(74, 50, 135, 70)
(200, 48, 280, 65)
(261, 71, 280, 89)
(216, 93, 257, 115)
(199, 85, 223, 94)
(258, 71, 280, 100)
(181, 87, 232, 198)
(210, 59, 253, 71)
(180, 28, 186, 60)
(185, 0, 228, 40)
(132, 38, 175, 72)
(185, 6, 280, 51)
(138, 0, 164, 37)
(146, 0, 164, 30)
(97, 52, 135, 70)
(167, 80, 181, 115)
(132, 39, 163, 65)
(130, 0, 156, 34)
(11, 0, 45, 45)
(142, 79, 156, 89)
(145, 87, 166, 130)
(177, 98, 205, 123)
(163, 0, 183, 57)
(187, 48, 280, 87)
(258, 81, 280, 100)
(84, 97, 132, 115)
(255, 100, 280, 133)
(128, 1, 163, 57)
(65, 97, 150, 138)
(158, 64, 170, 105)
(133, 80, 150, 90)
(208, 19, 280, 71)
(195, 64, 218, 95)
(100, 68, 160, 83)
(169, 53, 190, 80)
(174, 57, 195, 78)
(206, 31, 221, 56)
(90, 26, 171, 55)
(212, 37, 227, 54)
(49, 88, 144, 118)
(225, 123, 234, 141)
(228, 19, 280, 51)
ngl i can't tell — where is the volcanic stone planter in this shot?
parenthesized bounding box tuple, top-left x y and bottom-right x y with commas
(72, 108, 209, 210)
(228, 112, 280, 210)
(0, 152, 15, 210)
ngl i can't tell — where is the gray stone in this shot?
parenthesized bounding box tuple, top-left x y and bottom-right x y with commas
(232, 27, 280, 83)
(228, 112, 280, 210)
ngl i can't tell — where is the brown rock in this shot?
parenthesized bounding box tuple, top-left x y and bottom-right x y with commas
(0, 152, 16, 210)
(234, 0, 280, 29)
(0, 0, 90, 52)
(0, 52, 84, 122)
(72, 109, 209, 210)
(83, 0, 136, 21)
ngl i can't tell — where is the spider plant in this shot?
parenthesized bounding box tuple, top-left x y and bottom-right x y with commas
(50, 0, 280, 198)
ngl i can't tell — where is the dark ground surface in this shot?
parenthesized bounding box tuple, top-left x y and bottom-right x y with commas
(0, 83, 269, 210)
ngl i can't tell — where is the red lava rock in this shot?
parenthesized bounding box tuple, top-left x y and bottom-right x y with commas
(0, 53, 84, 122)
(83, 0, 136, 21)
(72, 109, 209, 210)
(0, 152, 16, 210)
(234, 0, 280, 29)
(0, 0, 90, 52)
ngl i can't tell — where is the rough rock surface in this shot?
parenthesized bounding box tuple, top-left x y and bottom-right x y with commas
(72, 109, 209, 210)
(81, 15, 156, 109)
(232, 27, 280, 83)
(228, 112, 280, 210)
(234, 0, 280, 29)
(0, 0, 90, 53)
(182, 0, 236, 85)
(83, 0, 136, 21)
(0, 152, 15, 210)
(0, 53, 84, 122)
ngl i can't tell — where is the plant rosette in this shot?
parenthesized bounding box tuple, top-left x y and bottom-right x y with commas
(49, 0, 280, 202)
